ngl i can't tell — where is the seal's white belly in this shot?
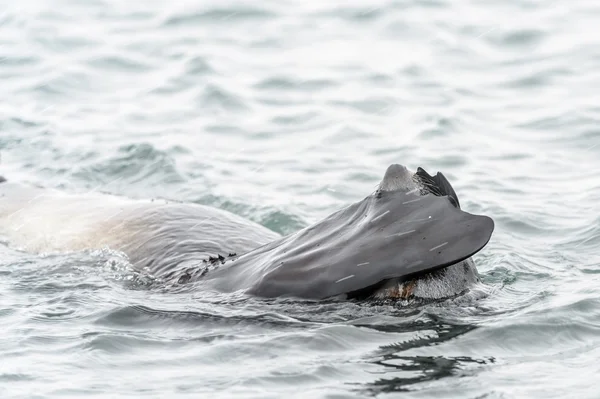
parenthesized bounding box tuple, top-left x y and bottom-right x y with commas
(0, 183, 280, 272)
(0, 183, 150, 253)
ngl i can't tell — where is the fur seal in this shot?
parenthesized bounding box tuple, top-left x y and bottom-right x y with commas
(0, 164, 494, 300)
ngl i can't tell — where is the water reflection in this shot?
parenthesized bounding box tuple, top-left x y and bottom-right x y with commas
(360, 316, 493, 394)
(365, 354, 494, 394)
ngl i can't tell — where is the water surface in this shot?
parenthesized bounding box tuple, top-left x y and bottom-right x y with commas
(1, 0, 600, 398)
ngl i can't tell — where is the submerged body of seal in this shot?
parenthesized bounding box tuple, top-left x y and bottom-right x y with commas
(0, 164, 494, 301)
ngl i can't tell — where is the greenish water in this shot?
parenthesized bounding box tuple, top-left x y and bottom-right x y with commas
(1, 0, 600, 398)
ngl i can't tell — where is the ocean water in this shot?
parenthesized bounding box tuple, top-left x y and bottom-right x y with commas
(1, 0, 600, 398)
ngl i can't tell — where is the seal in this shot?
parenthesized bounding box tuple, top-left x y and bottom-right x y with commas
(0, 164, 494, 300)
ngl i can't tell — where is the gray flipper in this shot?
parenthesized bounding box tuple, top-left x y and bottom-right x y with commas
(208, 187, 494, 299)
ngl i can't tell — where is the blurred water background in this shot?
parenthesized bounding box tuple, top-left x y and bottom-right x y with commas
(1, 0, 600, 398)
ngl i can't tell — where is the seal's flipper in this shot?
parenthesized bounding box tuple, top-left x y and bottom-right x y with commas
(415, 167, 460, 208)
(211, 187, 494, 300)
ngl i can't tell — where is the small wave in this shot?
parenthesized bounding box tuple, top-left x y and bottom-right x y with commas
(71, 142, 186, 193)
(162, 7, 276, 27)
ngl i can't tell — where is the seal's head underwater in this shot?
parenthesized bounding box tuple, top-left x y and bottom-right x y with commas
(197, 164, 494, 301)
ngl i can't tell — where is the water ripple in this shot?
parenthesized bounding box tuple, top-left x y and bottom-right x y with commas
(2, 0, 600, 397)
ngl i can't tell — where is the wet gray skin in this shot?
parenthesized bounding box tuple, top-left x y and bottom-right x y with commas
(0, 164, 494, 301)
(199, 164, 493, 300)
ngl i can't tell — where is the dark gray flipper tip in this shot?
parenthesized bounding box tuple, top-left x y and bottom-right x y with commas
(0, 176, 7, 184)
(416, 167, 460, 208)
